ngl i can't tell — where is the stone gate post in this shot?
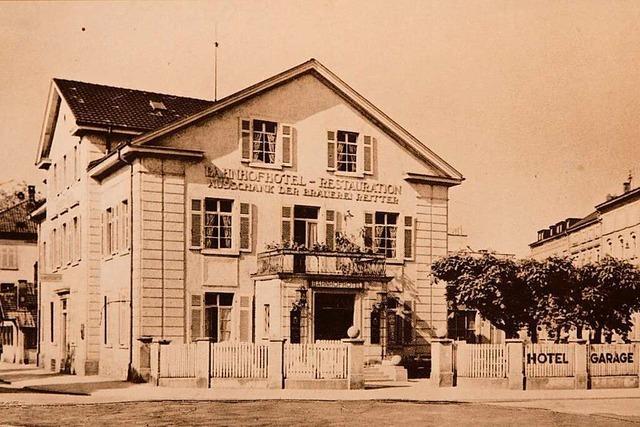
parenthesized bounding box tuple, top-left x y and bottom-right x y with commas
(195, 338, 212, 388)
(430, 338, 454, 387)
(342, 337, 365, 389)
(571, 338, 588, 389)
(506, 339, 524, 390)
(266, 338, 285, 389)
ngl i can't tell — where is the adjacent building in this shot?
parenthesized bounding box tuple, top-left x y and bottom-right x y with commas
(530, 176, 640, 340)
(0, 189, 40, 364)
(530, 176, 639, 267)
(33, 59, 463, 378)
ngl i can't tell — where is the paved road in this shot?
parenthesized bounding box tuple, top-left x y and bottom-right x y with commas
(0, 400, 637, 426)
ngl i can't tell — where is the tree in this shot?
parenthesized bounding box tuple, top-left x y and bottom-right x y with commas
(434, 253, 640, 343)
(575, 256, 640, 342)
(432, 254, 532, 338)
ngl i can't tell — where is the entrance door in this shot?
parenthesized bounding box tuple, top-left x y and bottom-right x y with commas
(314, 293, 355, 341)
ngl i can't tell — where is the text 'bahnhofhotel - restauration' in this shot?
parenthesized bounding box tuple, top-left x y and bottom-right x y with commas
(31, 59, 463, 379)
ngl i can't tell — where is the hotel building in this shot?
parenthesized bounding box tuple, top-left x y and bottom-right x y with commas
(33, 60, 463, 378)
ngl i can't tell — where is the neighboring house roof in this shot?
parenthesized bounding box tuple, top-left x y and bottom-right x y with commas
(0, 286, 37, 329)
(4, 310, 36, 328)
(53, 78, 214, 132)
(0, 199, 40, 239)
(529, 210, 601, 248)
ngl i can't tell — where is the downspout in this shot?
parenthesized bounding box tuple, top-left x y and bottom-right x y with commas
(117, 146, 135, 377)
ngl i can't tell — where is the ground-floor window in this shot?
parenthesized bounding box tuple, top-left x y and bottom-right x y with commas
(204, 292, 233, 342)
(0, 325, 13, 345)
(448, 310, 477, 343)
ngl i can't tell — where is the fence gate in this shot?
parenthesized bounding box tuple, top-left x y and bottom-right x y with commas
(210, 342, 269, 379)
(284, 342, 349, 380)
(455, 343, 508, 378)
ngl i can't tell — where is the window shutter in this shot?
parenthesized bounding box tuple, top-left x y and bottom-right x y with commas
(191, 199, 202, 248)
(191, 294, 202, 341)
(239, 296, 251, 342)
(364, 212, 374, 250)
(240, 118, 252, 162)
(239, 202, 252, 252)
(404, 216, 415, 260)
(363, 135, 374, 174)
(281, 124, 293, 167)
(327, 131, 336, 170)
(281, 206, 293, 243)
(325, 210, 335, 250)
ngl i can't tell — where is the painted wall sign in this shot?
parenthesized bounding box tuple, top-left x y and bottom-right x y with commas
(204, 165, 401, 205)
(526, 352, 569, 364)
(590, 352, 634, 364)
(310, 280, 365, 289)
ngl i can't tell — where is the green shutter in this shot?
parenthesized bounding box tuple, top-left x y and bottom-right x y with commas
(282, 124, 293, 167)
(326, 210, 335, 250)
(364, 212, 373, 250)
(363, 135, 374, 174)
(327, 131, 336, 170)
(191, 294, 202, 341)
(404, 216, 414, 260)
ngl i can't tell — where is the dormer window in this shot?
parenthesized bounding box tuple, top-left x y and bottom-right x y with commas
(149, 100, 167, 111)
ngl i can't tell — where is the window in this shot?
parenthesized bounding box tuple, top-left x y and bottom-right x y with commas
(263, 304, 270, 337)
(204, 198, 233, 249)
(204, 292, 233, 342)
(121, 200, 129, 251)
(50, 301, 54, 342)
(0, 246, 18, 270)
(63, 222, 69, 265)
(374, 212, 398, 258)
(118, 291, 128, 347)
(63, 155, 67, 188)
(53, 163, 58, 194)
(336, 130, 358, 172)
(42, 241, 47, 273)
(447, 310, 477, 343)
(73, 146, 78, 182)
(292, 205, 319, 248)
(251, 119, 277, 164)
(73, 217, 81, 261)
(105, 208, 113, 256)
(52, 228, 59, 268)
(103, 296, 108, 345)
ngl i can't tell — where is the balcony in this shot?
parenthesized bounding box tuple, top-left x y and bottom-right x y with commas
(254, 249, 388, 279)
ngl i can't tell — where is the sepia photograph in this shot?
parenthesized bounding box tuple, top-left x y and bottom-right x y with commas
(1, 0, 640, 425)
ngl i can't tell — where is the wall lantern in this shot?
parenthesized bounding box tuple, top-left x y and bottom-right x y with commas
(293, 286, 308, 310)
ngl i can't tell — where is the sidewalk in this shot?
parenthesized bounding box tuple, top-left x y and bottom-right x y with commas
(1, 362, 640, 418)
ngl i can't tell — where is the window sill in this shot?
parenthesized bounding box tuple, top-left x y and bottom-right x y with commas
(333, 171, 365, 179)
(248, 161, 282, 170)
(200, 248, 240, 257)
(385, 259, 405, 266)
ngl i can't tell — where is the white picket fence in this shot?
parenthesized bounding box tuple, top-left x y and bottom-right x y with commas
(589, 343, 638, 377)
(525, 343, 575, 377)
(455, 343, 508, 378)
(284, 342, 349, 380)
(210, 342, 269, 379)
(160, 343, 198, 378)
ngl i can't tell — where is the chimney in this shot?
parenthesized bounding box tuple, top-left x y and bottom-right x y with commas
(27, 185, 35, 202)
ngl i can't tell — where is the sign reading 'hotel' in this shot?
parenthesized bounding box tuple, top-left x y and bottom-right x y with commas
(205, 165, 402, 205)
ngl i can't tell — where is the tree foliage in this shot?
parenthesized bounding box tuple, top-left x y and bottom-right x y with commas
(432, 253, 640, 342)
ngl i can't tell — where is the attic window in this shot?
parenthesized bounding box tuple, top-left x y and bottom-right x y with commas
(149, 100, 167, 111)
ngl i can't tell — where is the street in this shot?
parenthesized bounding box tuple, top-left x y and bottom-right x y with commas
(0, 400, 637, 427)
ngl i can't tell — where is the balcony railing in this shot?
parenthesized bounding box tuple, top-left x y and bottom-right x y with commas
(254, 249, 387, 278)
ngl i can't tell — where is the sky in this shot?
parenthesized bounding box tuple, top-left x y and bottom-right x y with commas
(1, 0, 640, 257)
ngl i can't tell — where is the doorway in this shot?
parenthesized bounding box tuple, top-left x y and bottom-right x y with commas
(313, 293, 355, 341)
(293, 205, 319, 247)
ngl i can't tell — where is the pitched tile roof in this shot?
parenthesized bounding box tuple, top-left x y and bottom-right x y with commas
(0, 286, 37, 328)
(0, 200, 39, 238)
(53, 78, 214, 132)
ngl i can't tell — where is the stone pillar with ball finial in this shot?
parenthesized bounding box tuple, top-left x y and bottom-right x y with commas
(341, 325, 366, 389)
